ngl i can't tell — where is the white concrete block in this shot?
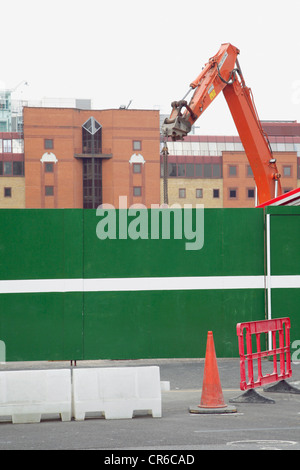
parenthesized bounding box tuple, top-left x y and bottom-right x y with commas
(72, 366, 162, 420)
(0, 369, 71, 424)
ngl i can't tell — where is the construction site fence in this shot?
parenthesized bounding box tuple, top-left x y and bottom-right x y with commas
(0, 206, 299, 361)
(237, 318, 292, 390)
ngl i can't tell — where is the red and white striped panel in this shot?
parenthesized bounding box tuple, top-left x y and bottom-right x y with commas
(257, 187, 300, 208)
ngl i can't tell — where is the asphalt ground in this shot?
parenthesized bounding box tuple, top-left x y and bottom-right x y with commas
(0, 358, 300, 453)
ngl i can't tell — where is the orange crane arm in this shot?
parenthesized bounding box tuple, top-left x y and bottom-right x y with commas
(161, 43, 282, 204)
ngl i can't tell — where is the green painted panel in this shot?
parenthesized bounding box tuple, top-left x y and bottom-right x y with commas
(84, 208, 264, 278)
(83, 289, 265, 359)
(0, 209, 83, 280)
(0, 293, 83, 361)
(2, 208, 296, 361)
(0, 209, 84, 361)
(265, 207, 300, 216)
(271, 289, 300, 346)
(270, 214, 300, 275)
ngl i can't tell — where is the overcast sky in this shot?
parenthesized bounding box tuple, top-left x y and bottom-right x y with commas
(2, 0, 300, 135)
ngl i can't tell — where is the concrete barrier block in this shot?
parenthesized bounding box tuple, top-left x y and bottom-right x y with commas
(72, 366, 162, 420)
(0, 369, 71, 424)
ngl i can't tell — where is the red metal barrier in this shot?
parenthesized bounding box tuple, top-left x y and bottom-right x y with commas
(237, 318, 292, 391)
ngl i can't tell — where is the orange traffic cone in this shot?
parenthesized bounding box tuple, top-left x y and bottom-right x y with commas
(189, 331, 237, 414)
(198, 331, 226, 408)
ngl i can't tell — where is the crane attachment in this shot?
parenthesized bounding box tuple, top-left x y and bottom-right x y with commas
(161, 43, 282, 204)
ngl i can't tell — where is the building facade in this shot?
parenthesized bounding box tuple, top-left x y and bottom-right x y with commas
(23, 107, 161, 209)
(0, 98, 299, 210)
(160, 121, 300, 207)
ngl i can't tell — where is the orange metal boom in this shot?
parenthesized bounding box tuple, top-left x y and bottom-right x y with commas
(162, 43, 282, 204)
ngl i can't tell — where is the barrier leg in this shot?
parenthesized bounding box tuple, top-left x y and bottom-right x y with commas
(263, 379, 300, 394)
(229, 389, 275, 404)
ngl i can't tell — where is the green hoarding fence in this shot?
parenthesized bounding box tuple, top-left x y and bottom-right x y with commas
(0, 207, 298, 361)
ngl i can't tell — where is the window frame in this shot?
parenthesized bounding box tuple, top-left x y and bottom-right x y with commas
(247, 188, 255, 199)
(133, 140, 142, 151)
(133, 163, 142, 174)
(3, 161, 12, 176)
(196, 188, 203, 198)
(45, 185, 54, 196)
(45, 162, 54, 173)
(133, 186, 142, 197)
(246, 165, 254, 177)
(4, 187, 11, 198)
(13, 161, 24, 176)
(229, 188, 238, 199)
(3, 140, 12, 153)
(179, 188, 186, 198)
(228, 165, 237, 177)
(282, 165, 292, 177)
(44, 139, 54, 150)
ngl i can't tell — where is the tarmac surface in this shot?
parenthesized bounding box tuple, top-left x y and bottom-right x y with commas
(0, 357, 300, 452)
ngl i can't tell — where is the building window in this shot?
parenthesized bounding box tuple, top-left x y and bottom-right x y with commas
(186, 163, 194, 177)
(45, 186, 54, 196)
(3, 140, 12, 153)
(44, 139, 54, 149)
(247, 188, 255, 198)
(204, 164, 212, 178)
(133, 186, 142, 197)
(12, 139, 24, 153)
(168, 163, 177, 177)
(196, 188, 203, 198)
(82, 117, 102, 154)
(133, 163, 141, 174)
(162, 161, 222, 179)
(133, 140, 141, 151)
(3, 162, 12, 175)
(283, 187, 293, 193)
(83, 158, 102, 208)
(229, 188, 237, 199)
(283, 165, 292, 177)
(229, 165, 237, 176)
(4, 187, 11, 197)
(213, 164, 222, 178)
(247, 165, 253, 177)
(179, 188, 186, 198)
(82, 118, 103, 209)
(13, 161, 24, 176)
(195, 164, 202, 177)
(45, 162, 54, 173)
(177, 164, 185, 177)
(213, 189, 219, 198)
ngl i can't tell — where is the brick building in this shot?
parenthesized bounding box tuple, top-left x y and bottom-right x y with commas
(0, 101, 299, 210)
(23, 107, 160, 209)
(0, 132, 25, 208)
(161, 121, 300, 207)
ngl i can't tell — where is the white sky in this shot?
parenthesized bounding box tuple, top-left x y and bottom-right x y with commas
(2, 0, 300, 135)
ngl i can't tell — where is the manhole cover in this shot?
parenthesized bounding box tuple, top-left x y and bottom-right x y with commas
(227, 440, 298, 450)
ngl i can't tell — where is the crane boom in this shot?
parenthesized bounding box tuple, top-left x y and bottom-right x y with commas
(161, 43, 282, 205)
